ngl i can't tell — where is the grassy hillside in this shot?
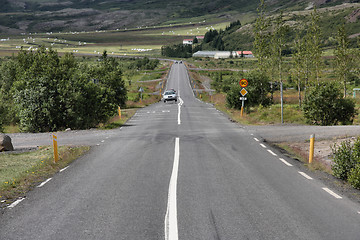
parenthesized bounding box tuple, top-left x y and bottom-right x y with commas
(0, 0, 353, 34)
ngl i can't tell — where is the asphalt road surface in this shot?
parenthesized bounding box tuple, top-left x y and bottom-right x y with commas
(1, 63, 360, 240)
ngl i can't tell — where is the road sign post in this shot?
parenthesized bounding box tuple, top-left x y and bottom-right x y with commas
(118, 106, 122, 120)
(138, 87, 144, 103)
(239, 79, 248, 117)
(52, 133, 59, 163)
(309, 134, 315, 164)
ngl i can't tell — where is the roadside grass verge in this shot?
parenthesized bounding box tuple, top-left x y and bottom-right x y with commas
(206, 92, 307, 125)
(99, 108, 137, 129)
(275, 142, 332, 174)
(0, 145, 90, 203)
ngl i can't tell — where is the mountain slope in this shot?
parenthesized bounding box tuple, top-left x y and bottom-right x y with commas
(0, 0, 355, 34)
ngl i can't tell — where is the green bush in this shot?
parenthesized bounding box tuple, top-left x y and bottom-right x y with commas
(331, 139, 355, 180)
(1, 47, 127, 132)
(0, 102, 4, 132)
(226, 71, 271, 110)
(331, 137, 360, 181)
(348, 163, 360, 189)
(303, 82, 356, 125)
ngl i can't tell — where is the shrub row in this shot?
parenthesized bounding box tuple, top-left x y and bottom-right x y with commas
(332, 137, 360, 189)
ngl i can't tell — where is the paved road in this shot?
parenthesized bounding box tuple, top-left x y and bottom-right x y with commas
(1, 63, 360, 239)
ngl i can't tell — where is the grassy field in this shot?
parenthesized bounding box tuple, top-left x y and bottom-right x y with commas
(0, 19, 236, 58)
(187, 58, 360, 126)
(0, 146, 90, 203)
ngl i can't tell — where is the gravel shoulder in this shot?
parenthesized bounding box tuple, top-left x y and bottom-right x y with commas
(248, 124, 360, 204)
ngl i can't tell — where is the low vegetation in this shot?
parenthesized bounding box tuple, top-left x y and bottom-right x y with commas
(332, 137, 360, 189)
(0, 146, 90, 202)
(0, 49, 164, 133)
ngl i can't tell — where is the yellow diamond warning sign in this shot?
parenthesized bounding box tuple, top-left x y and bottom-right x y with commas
(240, 88, 248, 96)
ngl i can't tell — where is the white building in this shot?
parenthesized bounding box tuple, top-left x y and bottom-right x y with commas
(183, 39, 193, 45)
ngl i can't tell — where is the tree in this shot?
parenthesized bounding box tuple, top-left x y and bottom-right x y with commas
(303, 82, 356, 126)
(270, 12, 287, 124)
(334, 24, 355, 98)
(8, 47, 127, 132)
(293, 34, 306, 107)
(308, 8, 322, 85)
(253, 0, 271, 76)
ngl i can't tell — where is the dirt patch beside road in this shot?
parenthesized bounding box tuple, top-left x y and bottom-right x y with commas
(273, 136, 360, 204)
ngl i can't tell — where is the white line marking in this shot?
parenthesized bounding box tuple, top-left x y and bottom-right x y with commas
(8, 198, 25, 209)
(267, 150, 277, 156)
(279, 158, 293, 166)
(37, 178, 52, 188)
(260, 143, 267, 148)
(60, 166, 69, 172)
(165, 138, 180, 240)
(322, 188, 342, 199)
(101, 140, 105, 143)
(298, 172, 313, 180)
(358, 211, 360, 214)
(177, 97, 183, 125)
(250, 133, 254, 136)
(254, 138, 259, 142)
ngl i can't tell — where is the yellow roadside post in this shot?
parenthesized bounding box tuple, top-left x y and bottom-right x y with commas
(52, 133, 59, 163)
(309, 134, 315, 164)
(118, 106, 122, 120)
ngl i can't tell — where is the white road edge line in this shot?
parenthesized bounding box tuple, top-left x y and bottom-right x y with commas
(322, 188, 342, 199)
(298, 172, 313, 180)
(165, 138, 180, 240)
(254, 138, 259, 142)
(37, 178, 52, 188)
(8, 198, 25, 209)
(267, 150, 277, 156)
(279, 158, 293, 167)
(60, 166, 69, 172)
(260, 143, 267, 148)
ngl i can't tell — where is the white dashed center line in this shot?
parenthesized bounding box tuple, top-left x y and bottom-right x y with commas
(254, 138, 259, 142)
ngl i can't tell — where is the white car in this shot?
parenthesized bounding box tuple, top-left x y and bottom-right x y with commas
(163, 90, 178, 103)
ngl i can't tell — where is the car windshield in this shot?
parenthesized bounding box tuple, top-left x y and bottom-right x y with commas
(164, 91, 174, 95)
